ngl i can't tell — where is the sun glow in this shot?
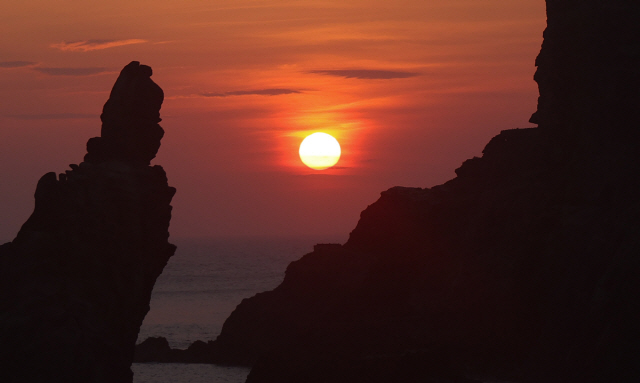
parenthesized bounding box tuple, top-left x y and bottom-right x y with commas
(299, 132, 341, 170)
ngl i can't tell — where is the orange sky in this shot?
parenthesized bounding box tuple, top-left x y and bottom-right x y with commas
(0, 0, 546, 241)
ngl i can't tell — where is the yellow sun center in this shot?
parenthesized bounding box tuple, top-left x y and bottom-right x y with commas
(299, 132, 341, 170)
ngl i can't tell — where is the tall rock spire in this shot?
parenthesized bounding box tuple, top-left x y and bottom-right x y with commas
(0, 62, 176, 382)
(85, 61, 166, 165)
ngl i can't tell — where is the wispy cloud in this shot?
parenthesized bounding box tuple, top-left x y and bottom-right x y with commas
(32, 67, 108, 76)
(153, 40, 176, 45)
(8, 113, 97, 120)
(51, 39, 147, 52)
(200, 88, 302, 97)
(309, 69, 419, 79)
(0, 61, 37, 68)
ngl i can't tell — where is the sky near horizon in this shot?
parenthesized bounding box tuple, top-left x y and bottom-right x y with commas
(0, 0, 546, 242)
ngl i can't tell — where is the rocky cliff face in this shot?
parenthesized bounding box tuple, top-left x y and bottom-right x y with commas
(162, 1, 639, 382)
(0, 62, 176, 382)
(530, 0, 640, 141)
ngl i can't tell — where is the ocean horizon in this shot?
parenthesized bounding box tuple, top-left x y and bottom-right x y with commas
(133, 234, 347, 382)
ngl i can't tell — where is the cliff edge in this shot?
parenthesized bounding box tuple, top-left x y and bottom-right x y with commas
(0, 62, 176, 382)
(161, 1, 640, 382)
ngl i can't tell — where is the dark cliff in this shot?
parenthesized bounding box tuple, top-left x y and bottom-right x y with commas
(171, 1, 640, 382)
(134, 1, 640, 382)
(0, 61, 176, 382)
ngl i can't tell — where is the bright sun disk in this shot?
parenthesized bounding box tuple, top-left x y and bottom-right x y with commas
(299, 132, 341, 170)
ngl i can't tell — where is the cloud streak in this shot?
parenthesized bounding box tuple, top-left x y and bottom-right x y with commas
(0, 61, 37, 68)
(32, 67, 108, 76)
(200, 88, 302, 97)
(51, 39, 147, 52)
(309, 69, 419, 79)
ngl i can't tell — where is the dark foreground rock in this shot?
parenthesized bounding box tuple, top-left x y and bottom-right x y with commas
(135, 336, 218, 364)
(0, 61, 176, 382)
(138, 1, 640, 382)
(245, 350, 483, 383)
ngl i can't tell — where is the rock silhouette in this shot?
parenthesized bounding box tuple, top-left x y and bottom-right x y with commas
(136, 1, 640, 382)
(85, 61, 165, 165)
(0, 61, 175, 382)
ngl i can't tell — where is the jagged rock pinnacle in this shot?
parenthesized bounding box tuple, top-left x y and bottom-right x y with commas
(0, 62, 175, 383)
(85, 61, 165, 165)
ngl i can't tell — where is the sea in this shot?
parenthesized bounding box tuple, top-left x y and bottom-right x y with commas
(133, 235, 345, 383)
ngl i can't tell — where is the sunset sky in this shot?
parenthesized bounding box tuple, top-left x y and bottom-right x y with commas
(0, 0, 546, 242)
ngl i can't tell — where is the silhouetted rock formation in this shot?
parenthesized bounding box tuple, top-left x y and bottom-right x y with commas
(85, 61, 165, 165)
(137, 1, 640, 382)
(530, 0, 640, 142)
(134, 336, 216, 364)
(0, 61, 175, 383)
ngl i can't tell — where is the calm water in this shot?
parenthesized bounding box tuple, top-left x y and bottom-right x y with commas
(133, 235, 345, 383)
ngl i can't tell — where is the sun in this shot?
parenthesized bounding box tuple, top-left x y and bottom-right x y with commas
(299, 132, 341, 170)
